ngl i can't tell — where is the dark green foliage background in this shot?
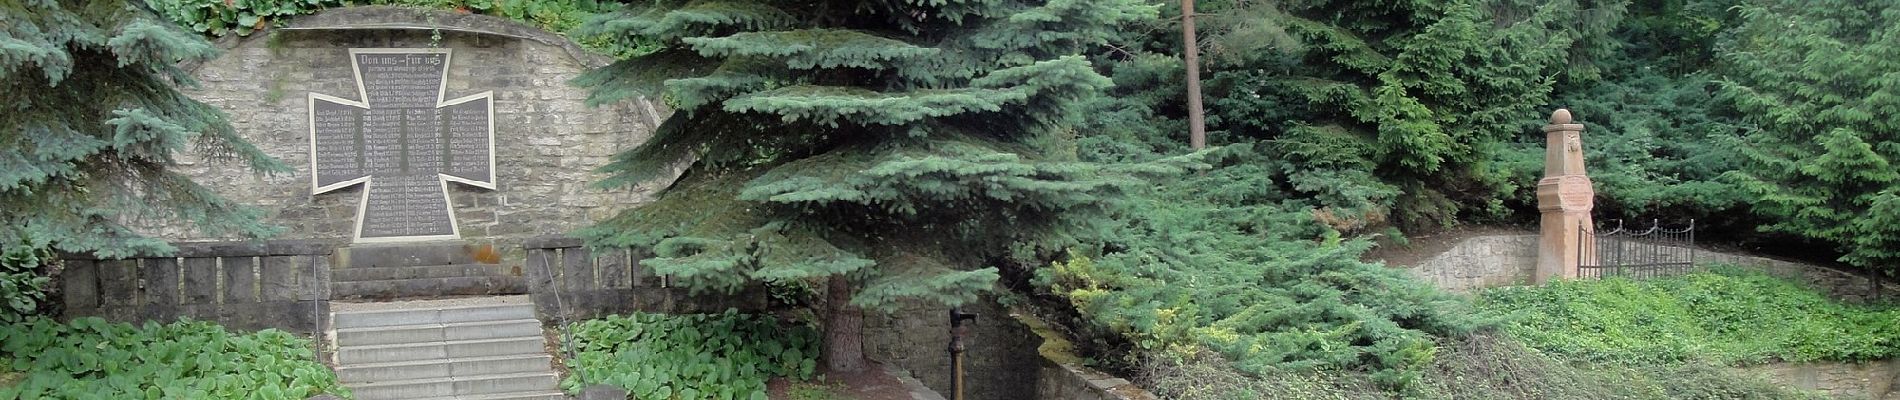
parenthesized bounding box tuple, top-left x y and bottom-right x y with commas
(77, 0, 1900, 398)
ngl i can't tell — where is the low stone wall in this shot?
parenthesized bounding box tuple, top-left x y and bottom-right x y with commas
(1693, 252, 1899, 303)
(1012, 312, 1157, 400)
(1398, 234, 1897, 301)
(1404, 235, 1539, 292)
(520, 236, 762, 323)
(1736, 360, 1899, 399)
(862, 296, 1042, 399)
(59, 240, 332, 334)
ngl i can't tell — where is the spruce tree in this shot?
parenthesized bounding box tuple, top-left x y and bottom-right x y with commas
(1723, 0, 1900, 278)
(1108, 0, 1626, 228)
(572, 0, 1166, 371)
(1, 0, 284, 260)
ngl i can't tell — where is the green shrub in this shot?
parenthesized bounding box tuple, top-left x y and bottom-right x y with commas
(1040, 145, 1485, 390)
(562, 310, 818, 400)
(1144, 332, 1824, 400)
(0, 244, 51, 324)
(1476, 268, 1900, 365)
(147, 0, 654, 56)
(0, 317, 348, 399)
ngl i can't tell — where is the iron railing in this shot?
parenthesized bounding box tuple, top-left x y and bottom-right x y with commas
(1578, 219, 1697, 279)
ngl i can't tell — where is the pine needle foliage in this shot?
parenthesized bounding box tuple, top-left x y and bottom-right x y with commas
(1107, 0, 1627, 228)
(1, 0, 286, 259)
(1043, 142, 1483, 390)
(1721, 0, 1900, 277)
(572, 0, 1172, 317)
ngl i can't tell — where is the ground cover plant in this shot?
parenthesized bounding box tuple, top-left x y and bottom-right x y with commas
(1476, 268, 1900, 365)
(1042, 143, 1484, 390)
(562, 310, 819, 400)
(1142, 332, 1823, 400)
(0, 317, 348, 399)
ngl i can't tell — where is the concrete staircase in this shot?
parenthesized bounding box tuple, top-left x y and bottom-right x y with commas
(332, 241, 528, 300)
(331, 296, 563, 400)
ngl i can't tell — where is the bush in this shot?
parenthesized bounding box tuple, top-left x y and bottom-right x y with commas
(0, 317, 348, 399)
(1476, 268, 1900, 365)
(147, 0, 653, 56)
(1040, 144, 1484, 390)
(562, 310, 819, 400)
(0, 244, 51, 324)
(1144, 332, 1824, 400)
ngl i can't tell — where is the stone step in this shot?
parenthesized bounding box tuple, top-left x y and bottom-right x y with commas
(455, 391, 568, 400)
(337, 354, 553, 383)
(343, 241, 497, 268)
(350, 372, 558, 400)
(330, 276, 529, 301)
(334, 302, 535, 329)
(332, 263, 519, 282)
(339, 337, 546, 365)
(410, 391, 569, 400)
(337, 318, 543, 347)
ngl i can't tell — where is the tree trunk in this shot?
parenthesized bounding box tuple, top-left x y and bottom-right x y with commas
(1182, 0, 1206, 150)
(824, 274, 867, 373)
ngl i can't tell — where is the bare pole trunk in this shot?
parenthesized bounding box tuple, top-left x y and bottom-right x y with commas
(824, 274, 867, 373)
(1183, 0, 1206, 150)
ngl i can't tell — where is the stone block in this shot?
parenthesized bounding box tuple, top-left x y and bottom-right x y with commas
(140, 258, 180, 307)
(579, 384, 627, 400)
(526, 250, 560, 292)
(61, 260, 98, 310)
(596, 248, 630, 290)
(562, 247, 595, 292)
(182, 257, 220, 304)
(98, 259, 139, 307)
(260, 256, 301, 302)
(222, 256, 258, 304)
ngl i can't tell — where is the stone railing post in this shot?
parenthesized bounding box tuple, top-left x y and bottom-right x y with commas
(1536, 109, 1595, 283)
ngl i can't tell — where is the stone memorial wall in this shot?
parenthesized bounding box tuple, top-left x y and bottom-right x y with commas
(141, 7, 671, 253)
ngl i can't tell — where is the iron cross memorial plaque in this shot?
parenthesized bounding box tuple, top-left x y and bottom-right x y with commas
(308, 48, 495, 243)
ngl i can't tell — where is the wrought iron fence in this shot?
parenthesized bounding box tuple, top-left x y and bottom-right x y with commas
(1578, 219, 1698, 279)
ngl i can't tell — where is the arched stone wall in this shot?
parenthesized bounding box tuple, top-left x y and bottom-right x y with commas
(143, 6, 671, 248)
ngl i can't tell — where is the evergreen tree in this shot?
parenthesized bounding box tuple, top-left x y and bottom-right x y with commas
(1, 0, 284, 260)
(1723, 0, 1900, 277)
(571, 0, 1170, 371)
(1100, 0, 1625, 228)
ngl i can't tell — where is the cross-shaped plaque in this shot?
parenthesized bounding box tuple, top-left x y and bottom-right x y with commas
(308, 48, 495, 243)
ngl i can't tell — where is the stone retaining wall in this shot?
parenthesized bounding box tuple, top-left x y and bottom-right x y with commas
(862, 296, 1042, 399)
(1737, 360, 1899, 399)
(1400, 234, 1898, 301)
(1012, 312, 1157, 400)
(1404, 235, 1539, 292)
(59, 240, 332, 334)
(520, 236, 762, 322)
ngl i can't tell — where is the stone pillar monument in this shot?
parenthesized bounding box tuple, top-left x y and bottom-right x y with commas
(1536, 109, 1594, 283)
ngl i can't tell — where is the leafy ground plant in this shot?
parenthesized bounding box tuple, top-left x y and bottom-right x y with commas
(0, 317, 348, 399)
(1144, 331, 1824, 400)
(562, 310, 819, 400)
(1476, 267, 1900, 365)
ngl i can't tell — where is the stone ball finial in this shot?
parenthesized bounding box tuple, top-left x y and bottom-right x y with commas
(1550, 109, 1572, 125)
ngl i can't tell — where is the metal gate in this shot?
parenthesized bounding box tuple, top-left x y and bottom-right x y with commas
(1579, 219, 1698, 279)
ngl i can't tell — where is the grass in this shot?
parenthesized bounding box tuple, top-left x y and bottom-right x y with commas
(786, 381, 857, 400)
(1474, 267, 1900, 365)
(1141, 332, 1825, 400)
